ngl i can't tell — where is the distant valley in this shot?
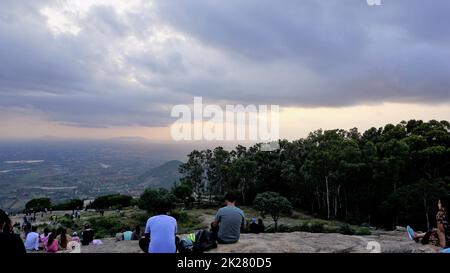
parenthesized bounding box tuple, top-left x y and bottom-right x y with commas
(0, 140, 187, 211)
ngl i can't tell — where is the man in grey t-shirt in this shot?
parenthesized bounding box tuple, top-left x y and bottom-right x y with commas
(212, 193, 245, 244)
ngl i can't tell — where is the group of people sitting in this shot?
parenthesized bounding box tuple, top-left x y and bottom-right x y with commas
(1, 193, 449, 254)
(0, 210, 97, 254)
(247, 218, 265, 234)
(116, 226, 141, 241)
(139, 193, 248, 253)
(24, 224, 95, 253)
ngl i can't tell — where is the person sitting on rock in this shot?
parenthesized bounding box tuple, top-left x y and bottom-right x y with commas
(81, 223, 95, 246)
(40, 228, 50, 249)
(0, 209, 26, 254)
(71, 232, 80, 244)
(56, 227, 71, 250)
(407, 196, 450, 249)
(46, 232, 59, 253)
(24, 225, 40, 251)
(122, 226, 133, 241)
(249, 218, 259, 233)
(142, 204, 177, 253)
(257, 219, 265, 233)
(211, 193, 245, 244)
(131, 225, 141, 240)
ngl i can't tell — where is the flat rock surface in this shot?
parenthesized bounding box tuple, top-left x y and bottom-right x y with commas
(79, 231, 438, 253)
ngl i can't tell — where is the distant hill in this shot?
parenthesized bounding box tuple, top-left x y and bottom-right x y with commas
(136, 160, 183, 189)
(108, 136, 150, 142)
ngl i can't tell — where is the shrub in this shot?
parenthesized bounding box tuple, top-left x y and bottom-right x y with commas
(338, 224, 356, 235)
(170, 210, 189, 223)
(25, 198, 51, 212)
(354, 227, 371, 235)
(253, 192, 293, 232)
(138, 188, 176, 214)
(52, 199, 84, 211)
(88, 194, 132, 210)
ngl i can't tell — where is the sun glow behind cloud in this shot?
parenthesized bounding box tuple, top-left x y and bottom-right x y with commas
(2, 102, 450, 141)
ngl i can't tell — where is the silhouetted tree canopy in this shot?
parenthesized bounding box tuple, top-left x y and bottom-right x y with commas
(179, 120, 450, 229)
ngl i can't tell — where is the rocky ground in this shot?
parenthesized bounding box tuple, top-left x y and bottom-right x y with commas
(80, 230, 438, 253)
(13, 210, 439, 253)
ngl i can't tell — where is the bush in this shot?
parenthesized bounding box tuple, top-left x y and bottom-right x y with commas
(354, 227, 371, 235)
(138, 188, 176, 214)
(338, 224, 356, 235)
(88, 194, 132, 210)
(253, 192, 293, 232)
(170, 210, 189, 223)
(172, 183, 193, 202)
(266, 224, 290, 233)
(52, 199, 84, 211)
(301, 221, 326, 233)
(25, 198, 51, 212)
(89, 217, 128, 238)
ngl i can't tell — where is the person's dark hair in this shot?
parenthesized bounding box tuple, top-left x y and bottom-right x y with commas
(60, 228, 68, 248)
(31, 225, 38, 232)
(47, 232, 57, 247)
(155, 204, 169, 215)
(439, 195, 450, 211)
(224, 193, 237, 203)
(0, 209, 12, 233)
(125, 226, 131, 231)
(44, 227, 50, 236)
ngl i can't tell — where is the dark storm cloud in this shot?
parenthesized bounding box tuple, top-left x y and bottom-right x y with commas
(154, 0, 450, 105)
(0, 0, 449, 128)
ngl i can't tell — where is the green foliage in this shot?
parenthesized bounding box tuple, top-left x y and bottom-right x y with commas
(89, 217, 128, 238)
(20, 119, 450, 232)
(265, 220, 371, 236)
(138, 188, 176, 214)
(338, 224, 355, 235)
(172, 182, 193, 203)
(170, 209, 203, 234)
(88, 194, 133, 210)
(177, 119, 450, 230)
(52, 199, 83, 211)
(25, 198, 52, 212)
(354, 227, 371, 235)
(58, 217, 78, 230)
(179, 150, 205, 202)
(254, 192, 293, 232)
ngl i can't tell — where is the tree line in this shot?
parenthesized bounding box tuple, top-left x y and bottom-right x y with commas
(177, 120, 450, 229)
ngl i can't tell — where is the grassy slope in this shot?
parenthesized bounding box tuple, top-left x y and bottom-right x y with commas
(30, 206, 371, 239)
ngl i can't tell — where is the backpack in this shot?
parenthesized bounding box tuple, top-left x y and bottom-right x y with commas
(178, 238, 194, 253)
(193, 230, 217, 253)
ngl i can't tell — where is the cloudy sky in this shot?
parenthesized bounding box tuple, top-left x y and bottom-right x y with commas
(0, 0, 449, 140)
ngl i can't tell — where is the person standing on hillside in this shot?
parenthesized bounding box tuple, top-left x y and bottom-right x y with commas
(142, 205, 177, 253)
(211, 193, 245, 244)
(0, 209, 26, 254)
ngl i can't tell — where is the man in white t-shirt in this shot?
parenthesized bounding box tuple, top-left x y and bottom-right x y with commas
(144, 205, 177, 253)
